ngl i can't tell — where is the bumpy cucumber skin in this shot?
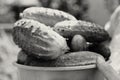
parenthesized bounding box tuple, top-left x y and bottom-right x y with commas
(21, 7, 77, 27)
(54, 20, 110, 43)
(25, 51, 100, 67)
(13, 19, 69, 60)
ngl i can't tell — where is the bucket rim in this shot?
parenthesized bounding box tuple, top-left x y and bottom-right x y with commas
(14, 62, 96, 71)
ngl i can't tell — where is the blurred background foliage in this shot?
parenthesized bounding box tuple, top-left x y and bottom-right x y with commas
(0, 0, 119, 25)
(0, 0, 90, 23)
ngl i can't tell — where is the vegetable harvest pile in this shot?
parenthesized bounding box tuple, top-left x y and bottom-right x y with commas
(13, 7, 111, 67)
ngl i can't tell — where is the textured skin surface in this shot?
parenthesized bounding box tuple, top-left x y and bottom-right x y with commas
(21, 7, 77, 27)
(13, 19, 69, 59)
(71, 35, 88, 51)
(25, 51, 101, 67)
(88, 43, 111, 61)
(54, 20, 110, 43)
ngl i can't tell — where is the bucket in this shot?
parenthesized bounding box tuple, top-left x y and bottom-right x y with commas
(14, 62, 98, 80)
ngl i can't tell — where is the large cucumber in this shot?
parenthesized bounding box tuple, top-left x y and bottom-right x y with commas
(13, 19, 69, 60)
(25, 51, 101, 67)
(54, 20, 110, 43)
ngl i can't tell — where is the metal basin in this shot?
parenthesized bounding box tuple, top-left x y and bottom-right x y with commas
(14, 62, 98, 80)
